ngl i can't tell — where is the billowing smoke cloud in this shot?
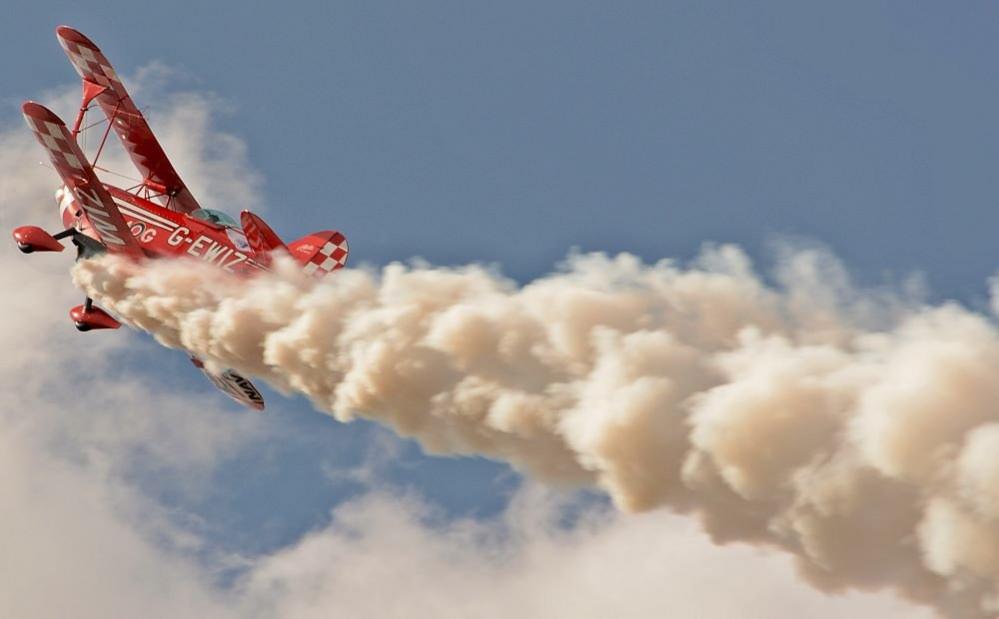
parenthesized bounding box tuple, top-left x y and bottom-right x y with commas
(3, 70, 934, 619)
(72, 241, 999, 617)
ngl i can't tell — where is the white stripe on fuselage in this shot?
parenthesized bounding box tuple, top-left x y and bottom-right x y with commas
(120, 203, 178, 229)
(115, 201, 178, 230)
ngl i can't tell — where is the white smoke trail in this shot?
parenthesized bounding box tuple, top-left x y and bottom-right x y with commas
(73, 245, 999, 617)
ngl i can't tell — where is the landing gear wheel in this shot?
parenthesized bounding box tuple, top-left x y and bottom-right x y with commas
(17, 242, 34, 254)
(74, 322, 91, 332)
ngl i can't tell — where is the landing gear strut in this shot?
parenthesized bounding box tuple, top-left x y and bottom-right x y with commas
(76, 298, 94, 332)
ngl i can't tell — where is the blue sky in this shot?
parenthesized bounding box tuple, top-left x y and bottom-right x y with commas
(7, 2, 999, 297)
(2, 3, 996, 617)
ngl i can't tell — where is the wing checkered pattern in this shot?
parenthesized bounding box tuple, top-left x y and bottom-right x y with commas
(23, 113, 85, 177)
(58, 35, 125, 92)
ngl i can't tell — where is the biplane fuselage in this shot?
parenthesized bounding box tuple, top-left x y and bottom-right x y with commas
(60, 182, 265, 275)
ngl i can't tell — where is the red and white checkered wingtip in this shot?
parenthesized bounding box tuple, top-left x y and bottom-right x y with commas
(21, 102, 84, 174)
(56, 25, 98, 50)
(21, 101, 64, 125)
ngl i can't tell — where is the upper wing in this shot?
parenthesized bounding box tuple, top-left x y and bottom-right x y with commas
(22, 102, 144, 257)
(56, 26, 202, 215)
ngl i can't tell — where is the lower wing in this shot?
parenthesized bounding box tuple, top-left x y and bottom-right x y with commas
(190, 357, 265, 411)
(22, 102, 144, 257)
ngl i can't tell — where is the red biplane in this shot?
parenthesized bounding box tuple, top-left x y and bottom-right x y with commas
(13, 26, 350, 410)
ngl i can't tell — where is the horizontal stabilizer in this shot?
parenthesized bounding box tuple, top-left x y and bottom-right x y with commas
(288, 230, 349, 276)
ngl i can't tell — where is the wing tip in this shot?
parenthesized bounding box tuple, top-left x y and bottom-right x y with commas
(55, 25, 98, 49)
(21, 101, 64, 125)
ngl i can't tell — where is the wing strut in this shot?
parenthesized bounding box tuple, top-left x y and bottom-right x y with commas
(70, 79, 108, 136)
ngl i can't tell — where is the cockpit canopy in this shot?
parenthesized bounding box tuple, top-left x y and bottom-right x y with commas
(191, 208, 239, 229)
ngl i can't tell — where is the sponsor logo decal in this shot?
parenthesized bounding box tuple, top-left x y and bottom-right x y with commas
(128, 221, 158, 243)
(74, 183, 126, 246)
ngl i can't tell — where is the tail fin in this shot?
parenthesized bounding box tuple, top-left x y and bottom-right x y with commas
(288, 230, 349, 276)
